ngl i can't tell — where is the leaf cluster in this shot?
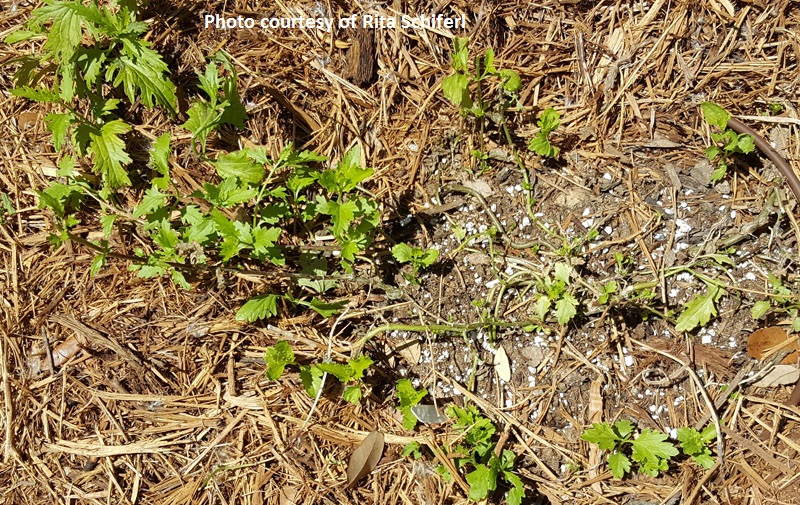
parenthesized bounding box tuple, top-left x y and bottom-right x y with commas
(263, 340, 373, 405)
(441, 37, 521, 118)
(8, 0, 177, 193)
(532, 262, 579, 325)
(701, 101, 755, 182)
(444, 405, 525, 505)
(391, 243, 439, 284)
(528, 108, 561, 158)
(581, 420, 681, 479)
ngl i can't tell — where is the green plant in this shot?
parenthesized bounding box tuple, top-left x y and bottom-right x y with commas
(447, 405, 525, 505)
(0, 193, 18, 224)
(528, 108, 560, 158)
(750, 273, 800, 330)
(184, 53, 248, 155)
(7, 0, 177, 195)
(532, 262, 579, 325)
(581, 420, 679, 479)
(263, 340, 373, 404)
(392, 243, 439, 284)
(674, 282, 725, 332)
(441, 37, 521, 119)
(396, 379, 428, 430)
(676, 425, 717, 469)
(701, 102, 755, 182)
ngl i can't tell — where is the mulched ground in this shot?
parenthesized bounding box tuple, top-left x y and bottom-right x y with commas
(2, 0, 800, 503)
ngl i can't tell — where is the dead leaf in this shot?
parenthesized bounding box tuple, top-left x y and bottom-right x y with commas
(396, 339, 421, 365)
(346, 431, 384, 489)
(493, 345, 512, 382)
(460, 179, 494, 197)
(747, 326, 799, 365)
(752, 365, 800, 388)
(279, 485, 300, 505)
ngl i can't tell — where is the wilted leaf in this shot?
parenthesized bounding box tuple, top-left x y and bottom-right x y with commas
(346, 431, 384, 488)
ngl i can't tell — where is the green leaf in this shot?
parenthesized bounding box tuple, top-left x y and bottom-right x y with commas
(397, 378, 428, 430)
(607, 452, 632, 479)
(737, 133, 755, 154)
(401, 442, 421, 458)
(317, 145, 372, 194)
(499, 69, 521, 92)
(701, 102, 730, 130)
(184, 100, 219, 153)
(348, 355, 373, 380)
(90, 251, 106, 276)
(133, 187, 167, 218)
(12, 86, 61, 103)
(216, 150, 265, 184)
(316, 197, 357, 238)
(450, 37, 469, 72)
(751, 300, 770, 319)
(33, 2, 93, 64)
(555, 293, 578, 324)
(264, 340, 295, 380)
(710, 160, 728, 183)
(100, 213, 117, 237)
(538, 108, 561, 135)
(106, 37, 177, 113)
(298, 298, 345, 317)
(674, 283, 725, 332)
(44, 113, 72, 150)
(676, 427, 705, 455)
(631, 428, 678, 467)
(300, 364, 323, 398)
(5, 29, 39, 44)
(236, 294, 279, 322)
(342, 385, 362, 404)
(528, 132, 558, 157)
(88, 119, 132, 189)
(150, 133, 171, 189)
(581, 422, 620, 451)
(442, 73, 469, 107)
(693, 452, 715, 468)
(554, 263, 571, 284)
(466, 464, 497, 501)
(391, 243, 415, 264)
(534, 295, 550, 321)
(315, 362, 352, 383)
(505, 471, 525, 505)
(614, 419, 635, 439)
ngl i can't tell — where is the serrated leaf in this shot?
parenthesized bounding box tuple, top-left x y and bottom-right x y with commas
(538, 108, 560, 135)
(33, 2, 93, 64)
(184, 100, 219, 153)
(554, 263, 571, 284)
(90, 251, 106, 276)
(100, 213, 116, 237)
(44, 113, 71, 150)
(149, 133, 170, 188)
(5, 29, 39, 44)
(451, 37, 469, 71)
(499, 69, 521, 92)
(534, 295, 550, 321)
(607, 452, 631, 479)
(316, 197, 357, 238)
(133, 187, 167, 218)
(236, 294, 279, 322)
(348, 355, 373, 380)
(215, 150, 265, 184)
(264, 340, 295, 380)
(676, 427, 705, 455)
(396, 379, 427, 407)
(737, 133, 755, 154)
(88, 119, 132, 189)
(631, 428, 678, 467)
(107, 37, 177, 113)
(675, 284, 724, 332)
(529, 132, 558, 157)
(614, 419, 635, 439)
(391, 243, 414, 263)
(505, 471, 525, 505)
(316, 362, 354, 383)
(12, 86, 61, 103)
(581, 422, 620, 451)
(701, 102, 730, 130)
(693, 452, 715, 468)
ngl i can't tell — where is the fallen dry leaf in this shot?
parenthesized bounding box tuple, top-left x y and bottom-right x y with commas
(346, 431, 384, 489)
(752, 365, 800, 388)
(747, 326, 799, 365)
(493, 344, 512, 382)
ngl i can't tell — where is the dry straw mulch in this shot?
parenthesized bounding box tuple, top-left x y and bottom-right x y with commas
(2, 0, 800, 504)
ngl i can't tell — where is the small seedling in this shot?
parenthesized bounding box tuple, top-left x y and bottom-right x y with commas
(581, 420, 679, 478)
(532, 262, 579, 325)
(528, 108, 560, 158)
(263, 341, 373, 404)
(676, 425, 717, 469)
(701, 101, 755, 182)
(447, 405, 525, 505)
(392, 243, 439, 284)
